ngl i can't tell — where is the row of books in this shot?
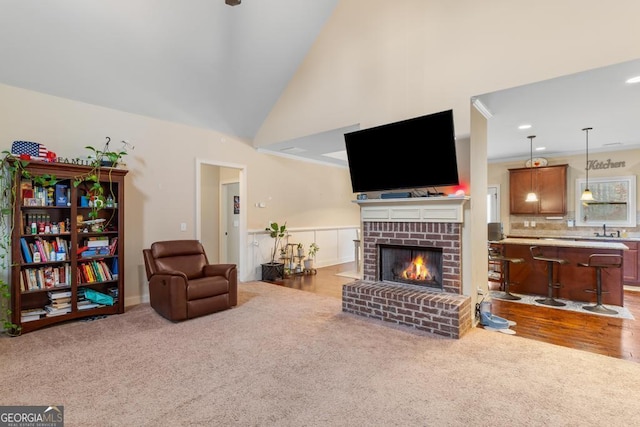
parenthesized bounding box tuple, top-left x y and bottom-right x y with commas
(77, 260, 114, 284)
(20, 236, 69, 263)
(20, 265, 71, 291)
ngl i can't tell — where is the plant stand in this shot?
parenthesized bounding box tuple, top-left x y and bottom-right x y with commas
(261, 263, 284, 281)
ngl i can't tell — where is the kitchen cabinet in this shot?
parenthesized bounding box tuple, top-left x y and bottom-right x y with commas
(622, 241, 639, 285)
(509, 164, 567, 215)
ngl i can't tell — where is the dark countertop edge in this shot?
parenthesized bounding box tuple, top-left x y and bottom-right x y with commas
(498, 237, 628, 250)
(505, 234, 640, 242)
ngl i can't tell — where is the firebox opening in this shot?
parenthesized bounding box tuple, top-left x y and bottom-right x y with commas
(378, 244, 443, 290)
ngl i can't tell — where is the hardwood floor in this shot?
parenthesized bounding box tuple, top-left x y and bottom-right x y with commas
(269, 262, 640, 364)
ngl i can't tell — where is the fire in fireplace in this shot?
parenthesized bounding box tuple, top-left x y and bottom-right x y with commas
(379, 244, 443, 290)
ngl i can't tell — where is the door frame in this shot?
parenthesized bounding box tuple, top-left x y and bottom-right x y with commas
(195, 158, 247, 281)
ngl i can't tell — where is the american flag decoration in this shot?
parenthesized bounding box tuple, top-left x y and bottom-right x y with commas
(11, 140, 52, 161)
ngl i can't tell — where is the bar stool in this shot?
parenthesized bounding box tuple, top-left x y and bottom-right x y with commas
(489, 253, 524, 300)
(578, 254, 622, 315)
(529, 246, 569, 307)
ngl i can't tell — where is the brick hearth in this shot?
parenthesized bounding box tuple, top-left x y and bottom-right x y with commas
(342, 281, 472, 338)
(343, 198, 472, 339)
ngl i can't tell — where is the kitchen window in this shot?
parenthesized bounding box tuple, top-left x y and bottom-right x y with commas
(575, 175, 636, 227)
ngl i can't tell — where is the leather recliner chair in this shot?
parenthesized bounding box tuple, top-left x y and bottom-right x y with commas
(143, 240, 237, 321)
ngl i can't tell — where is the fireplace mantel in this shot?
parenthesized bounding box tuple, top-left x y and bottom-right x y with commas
(354, 196, 469, 223)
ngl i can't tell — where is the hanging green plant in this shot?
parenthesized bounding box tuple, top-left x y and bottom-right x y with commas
(72, 137, 129, 227)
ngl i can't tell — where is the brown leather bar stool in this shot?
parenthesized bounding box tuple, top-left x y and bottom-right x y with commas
(578, 254, 622, 315)
(529, 246, 569, 307)
(489, 253, 524, 300)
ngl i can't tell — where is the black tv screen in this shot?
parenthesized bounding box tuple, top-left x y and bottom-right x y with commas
(344, 109, 459, 193)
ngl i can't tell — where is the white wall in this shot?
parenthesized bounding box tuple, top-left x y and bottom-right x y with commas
(247, 226, 359, 281)
(0, 83, 360, 306)
(255, 0, 640, 319)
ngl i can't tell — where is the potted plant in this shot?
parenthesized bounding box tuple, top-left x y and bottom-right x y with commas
(262, 221, 287, 281)
(297, 243, 304, 257)
(304, 242, 319, 271)
(72, 137, 130, 229)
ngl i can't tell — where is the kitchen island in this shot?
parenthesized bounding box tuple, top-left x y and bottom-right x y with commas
(496, 237, 628, 306)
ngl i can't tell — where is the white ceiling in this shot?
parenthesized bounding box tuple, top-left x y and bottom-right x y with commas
(0, 0, 339, 141)
(1, 1, 639, 168)
(478, 57, 640, 163)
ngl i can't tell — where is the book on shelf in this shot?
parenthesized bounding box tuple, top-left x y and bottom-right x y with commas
(80, 247, 111, 258)
(20, 179, 33, 200)
(19, 271, 26, 292)
(47, 303, 71, 311)
(86, 237, 110, 248)
(45, 309, 72, 317)
(109, 237, 118, 255)
(77, 301, 101, 310)
(45, 304, 72, 314)
(21, 308, 47, 316)
(48, 290, 72, 299)
(20, 238, 33, 263)
(55, 183, 68, 207)
(34, 238, 48, 262)
(49, 297, 71, 308)
(21, 314, 42, 322)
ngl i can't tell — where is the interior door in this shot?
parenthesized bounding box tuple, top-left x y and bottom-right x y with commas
(221, 182, 240, 265)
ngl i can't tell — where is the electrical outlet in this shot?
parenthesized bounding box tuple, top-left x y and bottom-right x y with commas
(524, 221, 529, 227)
(531, 221, 536, 227)
(180, 222, 187, 232)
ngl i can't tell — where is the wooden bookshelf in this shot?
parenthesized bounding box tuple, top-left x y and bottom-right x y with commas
(10, 161, 127, 334)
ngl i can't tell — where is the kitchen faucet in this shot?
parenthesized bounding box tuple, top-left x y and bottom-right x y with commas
(595, 223, 618, 238)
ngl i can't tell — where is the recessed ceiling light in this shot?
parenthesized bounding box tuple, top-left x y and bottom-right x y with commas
(626, 75, 640, 84)
(535, 146, 546, 151)
(518, 124, 532, 130)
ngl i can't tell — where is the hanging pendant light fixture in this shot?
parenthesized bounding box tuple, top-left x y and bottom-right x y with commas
(580, 127, 594, 202)
(525, 135, 538, 202)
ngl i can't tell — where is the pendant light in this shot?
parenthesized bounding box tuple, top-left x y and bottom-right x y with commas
(525, 135, 538, 202)
(580, 127, 594, 202)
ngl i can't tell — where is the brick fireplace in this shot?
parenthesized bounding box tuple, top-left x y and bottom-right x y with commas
(342, 197, 472, 339)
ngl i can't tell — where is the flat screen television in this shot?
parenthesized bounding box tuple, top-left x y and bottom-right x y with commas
(344, 109, 459, 194)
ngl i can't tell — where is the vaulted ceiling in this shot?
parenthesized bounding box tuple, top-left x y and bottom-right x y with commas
(2, 1, 639, 168)
(0, 0, 339, 141)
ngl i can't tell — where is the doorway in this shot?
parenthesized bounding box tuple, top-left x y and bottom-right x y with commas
(487, 185, 500, 223)
(221, 181, 240, 265)
(196, 159, 247, 280)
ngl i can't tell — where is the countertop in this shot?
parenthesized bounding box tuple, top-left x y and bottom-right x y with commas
(498, 237, 629, 250)
(506, 233, 640, 242)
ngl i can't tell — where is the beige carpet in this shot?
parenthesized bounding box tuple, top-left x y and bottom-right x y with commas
(2, 281, 640, 426)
